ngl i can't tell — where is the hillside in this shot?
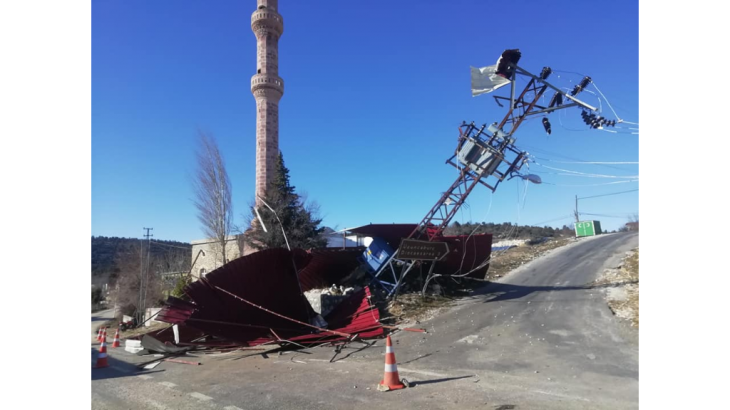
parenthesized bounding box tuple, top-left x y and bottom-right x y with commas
(443, 221, 576, 238)
(91, 236, 192, 286)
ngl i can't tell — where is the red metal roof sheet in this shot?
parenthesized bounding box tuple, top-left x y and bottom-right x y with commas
(156, 248, 384, 347)
(297, 247, 365, 292)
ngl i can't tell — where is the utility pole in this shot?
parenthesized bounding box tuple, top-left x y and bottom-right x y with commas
(137, 227, 153, 325)
(575, 189, 638, 224)
(137, 237, 144, 324)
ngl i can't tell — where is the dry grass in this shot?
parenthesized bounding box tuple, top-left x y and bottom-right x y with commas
(616, 249, 639, 327)
(594, 248, 639, 328)
(97, 318, 170, 340)
(383, 237, 574, 323)
(624, 249, 639, 281)
(385, 293, 451, 324)
(120, 321, 170, 339)
(485, 237, 573, 281)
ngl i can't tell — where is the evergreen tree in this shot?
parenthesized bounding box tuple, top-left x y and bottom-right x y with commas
(245, 152, 327, 250)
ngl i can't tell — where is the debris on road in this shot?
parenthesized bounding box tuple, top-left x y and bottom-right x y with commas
(112, 219, 574, 374)
(124, 339, 143, 354)
(592, 248, 639, 327)
(381, 325, 427, 333)
(163, 358, 200, 366)
(120, 248, 388, 365)
(142, 361, 161, 370)
(138, 334, 192, 355)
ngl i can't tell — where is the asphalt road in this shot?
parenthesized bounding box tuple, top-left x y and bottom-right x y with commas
(92, 308, 116, 335)
(91, 232, 638, 410)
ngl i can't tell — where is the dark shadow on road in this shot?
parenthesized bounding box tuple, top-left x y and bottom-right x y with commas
(409, 375, 474, 386)
(92, 316, 113, 322)
(331, 340, 377, 363)
(398, 351, 439, 365)
(91, 348, 165, 381)
(230, 346, 294, 361)
(467, 281, 638, 304)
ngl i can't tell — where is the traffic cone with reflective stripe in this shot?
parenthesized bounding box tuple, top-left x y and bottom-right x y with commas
(95, 337, 109, 368)
(377, 335, 406, 391)
(111, 328, 121, 348)
(96, 327, 102, 342)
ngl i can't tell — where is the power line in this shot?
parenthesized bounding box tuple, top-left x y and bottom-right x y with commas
(537, 158, 638, 165)
(553, 70, 638, 124)
(528, 214, 575, 226)
(581, 212, 636, 216)
(534, 163, 639, 179)
(596, 127, 639, 136)
(535, 171, 639, 180)
(579, 212, 637, 219)
(542, 179, 638, 187)
(521, 145, 637, 174)
(591, 81, 621, 121)
(150, 240, 192, 250)
(556, 107, 594, 132)
(578, 189, 639, 200)
(553, 69, 587, 77)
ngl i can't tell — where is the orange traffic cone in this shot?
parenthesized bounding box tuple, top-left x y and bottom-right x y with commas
(377, 335, 407, 391)
(111, 328, 121, 348)
(96, 327, 102, 342)
(95, 336, 109, 368)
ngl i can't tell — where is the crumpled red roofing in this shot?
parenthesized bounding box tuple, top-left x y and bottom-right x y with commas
(156, 247, 383, 346)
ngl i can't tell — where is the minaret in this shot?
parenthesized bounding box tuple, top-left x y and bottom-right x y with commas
(251, 0, 284, 206)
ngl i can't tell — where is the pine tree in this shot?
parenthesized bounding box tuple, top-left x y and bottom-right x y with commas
(245, 152, 327, 250)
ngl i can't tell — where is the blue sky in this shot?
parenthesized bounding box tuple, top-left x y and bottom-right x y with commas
(92, 0, 638, 242)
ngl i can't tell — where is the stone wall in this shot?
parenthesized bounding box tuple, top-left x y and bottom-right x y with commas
(190, 235, 244, 279)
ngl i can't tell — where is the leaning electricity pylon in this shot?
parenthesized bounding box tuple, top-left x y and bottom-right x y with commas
(374, 49, 601, 299)
(411, 49, 598, 242)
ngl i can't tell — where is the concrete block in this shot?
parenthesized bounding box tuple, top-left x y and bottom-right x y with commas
(304, 290, 349, 317)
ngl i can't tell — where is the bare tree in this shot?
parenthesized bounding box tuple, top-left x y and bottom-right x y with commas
(111, 242, 164, 317)
(299, 190, 328, 245)
(149, 244, 191, 289)
(624, 214, 639, 232)
(192, 132, 233, 265)
(150, 244, 190, 276)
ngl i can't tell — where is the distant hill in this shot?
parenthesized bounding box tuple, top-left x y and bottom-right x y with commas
(443, 222, 575, 239)
(91, 236, 192, 286)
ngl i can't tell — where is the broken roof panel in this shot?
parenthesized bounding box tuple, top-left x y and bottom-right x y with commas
(439, 233, 493, 279)
(297, 247, 365, 292)
(157, 247, 385, 347)
(323, 286, 384, 339)
(159, 248, 316, 344)
(135, 322, 208, 346)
